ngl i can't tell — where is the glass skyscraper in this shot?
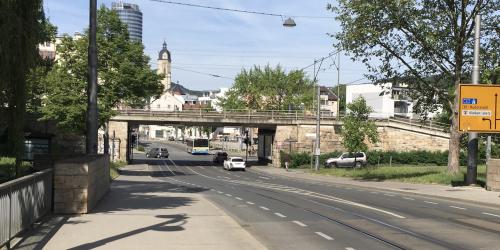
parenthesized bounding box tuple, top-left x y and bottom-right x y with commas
(111, 2, 143, 42)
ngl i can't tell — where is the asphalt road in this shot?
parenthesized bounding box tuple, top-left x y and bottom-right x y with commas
(133, 141, 500, 250)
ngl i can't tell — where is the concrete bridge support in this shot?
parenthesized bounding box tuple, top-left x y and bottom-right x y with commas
(108, 121, 129, 162)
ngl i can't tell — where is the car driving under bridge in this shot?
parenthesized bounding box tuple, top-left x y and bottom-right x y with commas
(108, 109, 450, 165)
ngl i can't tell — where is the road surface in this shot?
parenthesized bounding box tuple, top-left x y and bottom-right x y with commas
(133, 141, 500, 250)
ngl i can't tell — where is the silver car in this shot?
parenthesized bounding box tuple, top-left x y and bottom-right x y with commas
(325, 152, 367, 168)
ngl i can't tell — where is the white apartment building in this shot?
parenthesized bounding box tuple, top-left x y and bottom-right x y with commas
(345, 82, 437, 119)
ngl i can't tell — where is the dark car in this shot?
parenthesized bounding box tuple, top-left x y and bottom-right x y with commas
(146, 147, 169, 158)
(213, 152, 228, 164)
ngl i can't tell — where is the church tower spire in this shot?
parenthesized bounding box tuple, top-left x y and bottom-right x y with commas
(157, 40, 172, 90)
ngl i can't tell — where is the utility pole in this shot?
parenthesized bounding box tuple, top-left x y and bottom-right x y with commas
(313, 59, 324, 171)
(86, 0, 98, 154)
(336, 52, 340, 119)
(466, 14, 481, 185)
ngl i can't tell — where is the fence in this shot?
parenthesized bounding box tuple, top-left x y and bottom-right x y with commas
(0, 169, 53, 248)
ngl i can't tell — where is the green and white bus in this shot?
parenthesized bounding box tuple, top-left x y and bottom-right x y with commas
(186, 138, 209, 154)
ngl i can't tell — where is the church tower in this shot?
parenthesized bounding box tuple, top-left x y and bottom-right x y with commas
(157, 41, 172, 91)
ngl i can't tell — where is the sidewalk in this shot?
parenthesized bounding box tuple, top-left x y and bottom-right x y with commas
(252, 166, 500, 207)
(21, 164, 265, 250)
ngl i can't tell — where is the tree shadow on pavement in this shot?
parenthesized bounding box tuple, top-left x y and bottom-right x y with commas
(66, 214, 189, 250)
(92, 179, 207, 214)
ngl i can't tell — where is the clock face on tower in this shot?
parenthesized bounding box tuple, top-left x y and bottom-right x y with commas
(162, 52, 168, 60)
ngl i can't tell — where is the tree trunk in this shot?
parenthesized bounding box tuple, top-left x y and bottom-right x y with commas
(447, 81, 461, 174)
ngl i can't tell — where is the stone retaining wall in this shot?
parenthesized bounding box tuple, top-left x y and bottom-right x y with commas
(53, 155, 110, 214)
(486, 159, 500, 192)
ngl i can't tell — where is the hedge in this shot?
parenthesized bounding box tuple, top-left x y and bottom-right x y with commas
(279, 150, 477, 168)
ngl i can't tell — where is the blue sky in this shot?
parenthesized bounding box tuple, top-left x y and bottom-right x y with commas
(43, 0, 369, 90)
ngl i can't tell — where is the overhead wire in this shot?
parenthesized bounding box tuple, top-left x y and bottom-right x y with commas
(146, 0, 334, 19)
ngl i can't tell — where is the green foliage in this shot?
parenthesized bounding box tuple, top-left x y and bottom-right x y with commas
(315, 165, 486, 186)
(341, 96, 379, 153)
(219, 65, 314, 110)
(110, 160, 126, 180)
(41, 6, 163, 134)
(328, 0, 499, 173)
(0, 0, 52, 176)
(0, 157, 33, 183)
(279, 151, 312, 168)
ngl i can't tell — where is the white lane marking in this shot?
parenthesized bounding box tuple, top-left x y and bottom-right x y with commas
(293, 220, 307, 227)
(384, 194, 395, 197)
(259, 176, 271, 180)
(184, 166, 405, 218)
(217, 191, 223, 194)
(482, 212, 500, 218)
(200, 167, 205, 169)
(225, 194, 232, 197)
(259, 206, 270, 211)
(274, 213, 286, 218)
(235, 197, 243, 200)
(403, 197, 415, 200)
(315, 232, 334, 241)
(345, 248, 356, 250)
(246, 201, 255, 205)
(356, 189, 364, 192)
(424, 201, 438, 204)
(370, 192, 379, 194)
(449, 206, 466, 210)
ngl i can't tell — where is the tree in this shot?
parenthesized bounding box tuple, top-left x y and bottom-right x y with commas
(329, 0, 499, 174)
(0, 0, 52, 176)
(41, 6, 163, 135)
(341, 96, 379, 153)
(219, 65, 314, 110)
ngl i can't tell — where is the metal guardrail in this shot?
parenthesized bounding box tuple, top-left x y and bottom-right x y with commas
(0, 169, 53, 248)
(115, 108, 449, 133)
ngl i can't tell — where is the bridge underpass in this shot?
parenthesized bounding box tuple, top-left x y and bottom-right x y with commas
(108, 109, 451, 165)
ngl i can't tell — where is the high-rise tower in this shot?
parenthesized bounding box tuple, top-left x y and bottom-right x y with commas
(157, 41, 172, 90)
(111, 2, 143, 42)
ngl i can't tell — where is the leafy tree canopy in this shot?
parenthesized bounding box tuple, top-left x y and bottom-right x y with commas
(41, 6, 163, 134)
(219, 65, 314, 110)
(341, 96, 379, 153)
(328, 0, 499, 173)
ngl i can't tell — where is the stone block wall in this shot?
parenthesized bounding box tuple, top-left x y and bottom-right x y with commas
(486, 159, 500, 192)
(108, 121, 129, 161)
(53, 155, 110, 214)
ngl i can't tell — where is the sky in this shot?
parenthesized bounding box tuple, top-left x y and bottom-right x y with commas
(43, 0, 370, 91)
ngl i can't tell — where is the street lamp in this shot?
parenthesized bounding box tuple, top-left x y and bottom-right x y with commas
(282, 17, 296, 27)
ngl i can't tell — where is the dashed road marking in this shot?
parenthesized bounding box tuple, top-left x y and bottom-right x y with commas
(403, 197, 415, 200)
(370, 192, 379, 194)
(315, 232, 334, 240)
(217, 191, 223, 194)
(293, 220, 307, 227)
(356, 189, 364, 192)
(246, 201, 255, 205)
(225, 194, 232, 197)
(449, 206, 466, 210)
(384, 194, 395, 197)
(274, 212, 286, 218)
(482, 212, 500, 218)
(259, 176, 271, 180)
(345, 248, 356, 250)
(259, 206, 270, 211)
(235, 197, 243, 200)
(424, 201, 438, 205)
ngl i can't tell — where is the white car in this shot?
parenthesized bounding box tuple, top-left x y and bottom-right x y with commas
(223, 157, 246, 171)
